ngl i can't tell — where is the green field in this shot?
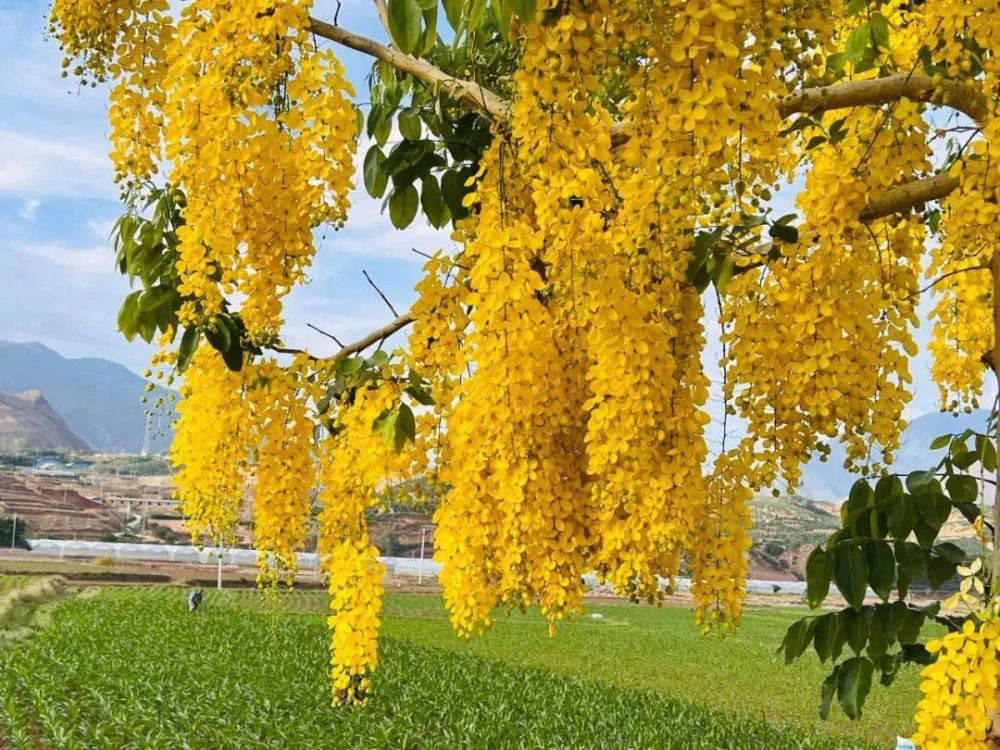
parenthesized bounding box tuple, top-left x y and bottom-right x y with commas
(0, 575, 32, 594)
(0, 589, 917, 748)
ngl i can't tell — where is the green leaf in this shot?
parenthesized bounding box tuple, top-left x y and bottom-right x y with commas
(906, 470, 936, 494)
(338, 357, 365, 375)
(421, 175, 449, 229)
(955, 502, 982, 524)
(395, 403, 416, 453)
(780, 618, 816, 665)
(844, 23, 871, 66)
(894, 540, 926, 578)
(834, 542, 868, 610)
(509, 0, 537, 21)
(927, 554, 957, 589)
(389, 184, 420, 229)
(869, 12, 890, 50)
(440, 169, 468, 221)
(886, 494, 917, 539)
(946, 474, 979, 506)
(387, 0, 422, 54)
(220, 338, 244, 372)
(913, 517, 940, 549)
(820, 667, 839, 720)
(204, 320, 231, 356)
(806, 546, 834, 608)
(374, 408, 399, 448)
(976, 435, 997, 472)
(367, 350, 390, 367)
(713, 256, 735, 295)
(405, 384, 435, 406)
(899, 607, 925, 645)
(399, 111, 422, 140)
(805, 134, 828, 151)
(177, 327, 200, 374)
(363, 145, 388, 199)
(874, 475, 903, 502)
(467, 0, 487, 31)
(919, 493, 952, 528)
(932, 541, 967, 564)
(837, 656, 874, 720)
(813, 612, 845, 663)
(864, 541, 895, 603)
(117, 291, 142, 341)
(929, 433, 952, 449)
(843, 607, 869, 654)
(442, 0, 463, 30)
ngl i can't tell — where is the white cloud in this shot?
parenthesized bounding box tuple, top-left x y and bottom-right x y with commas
(0, 130, 113, 199)
(16, 241, 112, 275)
(18, 198, 40, 220)
(88, 218, 115, 240)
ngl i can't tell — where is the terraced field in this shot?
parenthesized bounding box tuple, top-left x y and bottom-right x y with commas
(0, 588, 917, 748)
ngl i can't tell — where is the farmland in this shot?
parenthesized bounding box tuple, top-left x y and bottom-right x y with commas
(0, 588, 919, 749)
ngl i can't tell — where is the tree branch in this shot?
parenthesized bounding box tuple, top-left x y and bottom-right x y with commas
(779, 74, 988, 125)
(371, 0, 390, 37)
(320, 314, 415, 363)
(362, 269, 400, 317)
(859, 173, 959, 221)
(308, 17, 509, 122)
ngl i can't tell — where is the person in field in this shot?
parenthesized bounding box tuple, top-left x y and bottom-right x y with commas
(187, 587, 203, 613)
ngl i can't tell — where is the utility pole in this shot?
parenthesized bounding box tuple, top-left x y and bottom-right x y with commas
(418, 526, 431, 585)
(9, 512, 16, 549)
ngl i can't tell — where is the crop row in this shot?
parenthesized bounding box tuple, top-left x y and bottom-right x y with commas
(0, 588, 876, 749)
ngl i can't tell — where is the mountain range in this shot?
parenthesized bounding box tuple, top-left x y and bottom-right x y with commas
(797, 408, 991, 499)
(0, 389, 91, 452)
(0, 340, 173, 454)
(0, 339, 990, 485)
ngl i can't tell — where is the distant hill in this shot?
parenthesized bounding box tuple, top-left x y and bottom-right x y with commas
(798, 409, 991, 500)
(0, 390, 91, 452)
(0, 341, 173, 454)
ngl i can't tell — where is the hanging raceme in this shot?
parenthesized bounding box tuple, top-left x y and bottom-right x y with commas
(170, 346, 252, 548)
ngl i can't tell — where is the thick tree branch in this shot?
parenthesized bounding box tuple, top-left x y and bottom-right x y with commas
(779, 74, 988, 125)
(308, 17, 510, 121)
(859, 173, 959, 221)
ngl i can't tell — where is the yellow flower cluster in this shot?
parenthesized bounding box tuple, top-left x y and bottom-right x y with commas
(317, 366, 426, 704)
(170, 346, 251, 547)
(245, 356, 317, 587)
(913, 617, 1000, 749)
(50, 0, 357, 341)
(725, 102, 927, 488)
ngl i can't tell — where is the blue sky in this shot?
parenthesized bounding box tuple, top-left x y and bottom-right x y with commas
(0, 0, 971, 428)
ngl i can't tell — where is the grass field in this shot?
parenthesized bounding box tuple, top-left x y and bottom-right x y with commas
(0, 588, 918, 748)
(0, 575, 32, 594)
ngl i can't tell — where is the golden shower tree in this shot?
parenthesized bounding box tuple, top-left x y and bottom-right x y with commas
(50, 0, 1000, 742)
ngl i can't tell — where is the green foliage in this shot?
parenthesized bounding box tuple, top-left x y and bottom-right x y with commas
(112, 187, 260, 375)
(380, 530, 405, 556)
(783, 429, 992, 721)
(0, 518, 28, 550)
(0, 589, 913, 748)
(92, 455, 172, 476)
(317, 352, 433, 453)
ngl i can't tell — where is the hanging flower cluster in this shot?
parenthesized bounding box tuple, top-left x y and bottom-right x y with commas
(913, 616, 1000, 749)
(51, 0, 357, 341)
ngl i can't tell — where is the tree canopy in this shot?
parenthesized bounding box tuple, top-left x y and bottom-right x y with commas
(50, 0, 1000, 742)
